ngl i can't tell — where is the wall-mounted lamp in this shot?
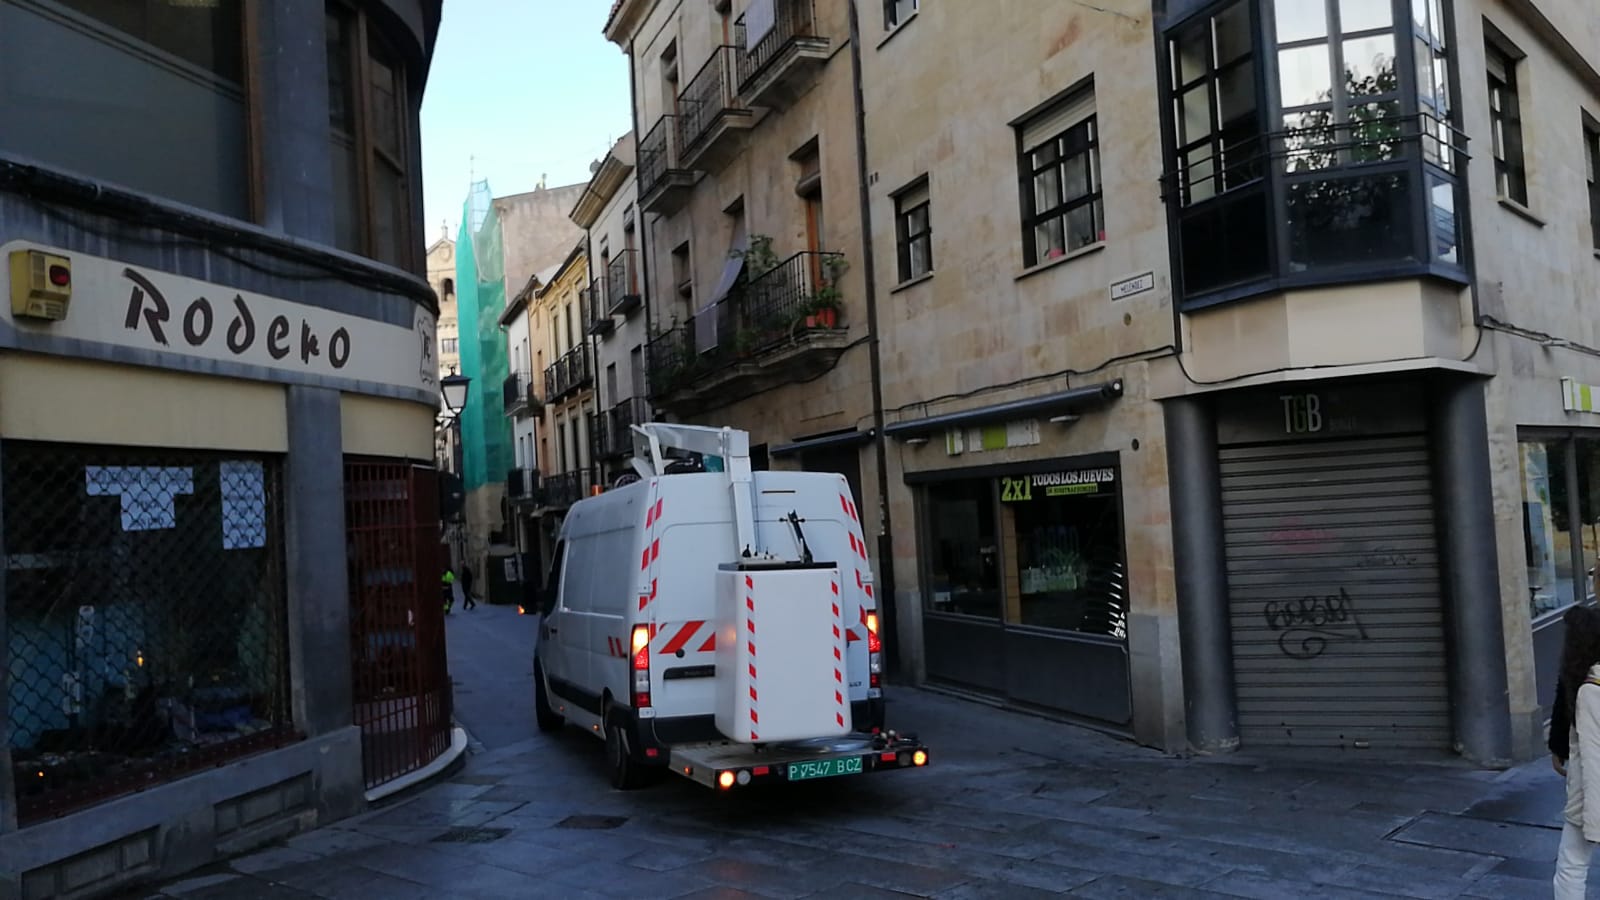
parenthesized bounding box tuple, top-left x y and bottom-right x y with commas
(904, 436, 930, 446)
(1048, 414, 1081, 425)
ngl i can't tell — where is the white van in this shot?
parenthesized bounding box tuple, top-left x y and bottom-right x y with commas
(532, 424, 925, 790)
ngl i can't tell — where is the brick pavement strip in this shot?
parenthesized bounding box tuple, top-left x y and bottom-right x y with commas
(133, 688, 1578, 899)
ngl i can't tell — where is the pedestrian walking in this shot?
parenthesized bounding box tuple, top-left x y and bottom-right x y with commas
(460, 563, 477, 610)
(441, 566, 456, 615)
(1554, 604, 1600, 898)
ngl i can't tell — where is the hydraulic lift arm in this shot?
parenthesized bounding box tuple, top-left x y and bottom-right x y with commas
(630, 423, 761, 559)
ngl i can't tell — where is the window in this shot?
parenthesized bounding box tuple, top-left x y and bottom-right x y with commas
(1004, 468, 1126, 637)
(606, 363, 619, 405)
(1486, 39, 1528, 205)
(884, 0, 917, 29)
(1016, 86, 1103, 267)
(923, 481, 1000, 619)
(894, 178, 933, 282)
(1171, 2, 1259, 203)
(672, 242, 694, 300)
(0, 0, 250, 218)
(327, 3, 418, 270)
(440, 337, 458, 355)
(4, 443, 290, 823)
(1586, 118, 1600, 250)
(630, 345, 646, 397)
(1168, 1, 1270, 295)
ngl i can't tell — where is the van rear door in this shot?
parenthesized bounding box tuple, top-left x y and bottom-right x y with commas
(639, 478, 727, 725)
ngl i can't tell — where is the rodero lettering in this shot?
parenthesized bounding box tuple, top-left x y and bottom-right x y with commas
(122, 267, 351, 371)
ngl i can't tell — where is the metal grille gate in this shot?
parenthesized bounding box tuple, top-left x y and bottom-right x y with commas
(4, 442, 294, 823)
(345, 461, 452, 789)
(1220, 434, 1450, 749)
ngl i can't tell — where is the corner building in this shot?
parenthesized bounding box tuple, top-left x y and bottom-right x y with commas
(0, 2, 454, 895)
(860, 0, 1598, 765)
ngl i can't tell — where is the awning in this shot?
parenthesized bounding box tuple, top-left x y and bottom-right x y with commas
(883, 380, 1124, 440)
(694, 224, 747, 354)
(771, 428, 876, 457)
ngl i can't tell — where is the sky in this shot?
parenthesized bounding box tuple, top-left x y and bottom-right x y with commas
(419, 2, 632, 244)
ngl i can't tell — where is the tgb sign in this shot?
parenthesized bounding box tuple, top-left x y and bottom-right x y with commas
(2, 241, 437, 397)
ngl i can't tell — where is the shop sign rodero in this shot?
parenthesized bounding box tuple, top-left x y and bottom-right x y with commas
(2, 240, 437, 396)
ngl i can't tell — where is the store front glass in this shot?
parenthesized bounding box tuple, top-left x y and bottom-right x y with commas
(917, 460, 1131, 727)
(1520, 432, 1600, 722)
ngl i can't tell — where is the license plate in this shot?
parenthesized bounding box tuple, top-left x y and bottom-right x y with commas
(787, 756, 864, 781)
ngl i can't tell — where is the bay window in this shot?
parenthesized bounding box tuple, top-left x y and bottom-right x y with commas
(1162, 0, 1468, 307)
(327, 2, 418, 272)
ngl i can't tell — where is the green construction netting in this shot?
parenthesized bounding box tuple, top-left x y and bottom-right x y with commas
(456, 180, 512, 492)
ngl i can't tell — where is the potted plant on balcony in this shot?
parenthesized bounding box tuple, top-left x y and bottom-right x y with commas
(807, 255, 849, 329)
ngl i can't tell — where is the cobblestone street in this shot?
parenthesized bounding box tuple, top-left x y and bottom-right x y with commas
(128, 608, 1581, 899)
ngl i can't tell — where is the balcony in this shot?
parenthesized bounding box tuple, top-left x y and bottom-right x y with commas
(606, 250, 643, 317)
(502, 371, 530, 416)
(543, 345, 593, 404)
(735, 0, 830, 112)
(506, 467, 541, 505)
(603, 397, 648, 460)
(639, 116, 696, 216)
(542, 468, 593, 510)
(646, 250, 850, 415)
(675, 46, 754, 174)
(585, 282, 614, 337)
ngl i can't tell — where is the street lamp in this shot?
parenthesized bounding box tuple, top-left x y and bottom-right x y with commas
(441, 366, 471, 416)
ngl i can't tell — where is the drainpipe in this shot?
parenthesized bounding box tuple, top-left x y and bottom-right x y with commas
(846, 0, 900, 672)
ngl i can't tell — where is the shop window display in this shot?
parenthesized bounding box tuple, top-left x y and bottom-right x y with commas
(1001, 468, 1127, 639)
(923, 480, 1001, 619)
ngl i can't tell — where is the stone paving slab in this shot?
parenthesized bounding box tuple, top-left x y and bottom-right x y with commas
(128, 687, 1600, 900)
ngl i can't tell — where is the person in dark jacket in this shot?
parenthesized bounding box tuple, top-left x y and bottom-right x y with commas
(460, 563, 477, 610)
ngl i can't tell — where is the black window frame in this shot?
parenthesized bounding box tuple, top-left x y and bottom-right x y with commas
(1485, 36, 1528, 206)
(1014, 85, 1104, 268)
(1585, 114, 1600, 251)
(893, 177, 933, 283)
(883, 0, 918, 30)
(1158, 0, 1472, 310)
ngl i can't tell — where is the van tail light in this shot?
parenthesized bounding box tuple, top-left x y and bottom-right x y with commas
(866, 611, 882, 689)
(631, 624, 651, 708)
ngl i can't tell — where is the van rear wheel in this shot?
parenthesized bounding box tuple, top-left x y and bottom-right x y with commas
(534, 662, 562, 733)
(605, 713, 649, 790)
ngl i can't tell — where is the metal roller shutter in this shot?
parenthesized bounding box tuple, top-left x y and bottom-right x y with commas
(1220, 434, 1449, 749)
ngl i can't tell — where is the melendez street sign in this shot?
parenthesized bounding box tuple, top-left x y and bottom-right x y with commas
(2, 241, 437, 397)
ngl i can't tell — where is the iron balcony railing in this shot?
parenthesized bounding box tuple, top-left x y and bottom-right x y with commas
(585, 281, 614, 336)
(605, 397, 648, 458)
(1158, 111, 1469, 302)
(738, 250, 842, 341)
(506, 467, 541, 502)
(734, 0, 820, 91)
(502, 370, 528, 415)
(545, 344, 593, 402)
(542, 468, 592, 509)
(639, 116, 686, 199)
(645, 250, 845, 398)
(606, 250, 642, 315)
(675, 46, 742, 155)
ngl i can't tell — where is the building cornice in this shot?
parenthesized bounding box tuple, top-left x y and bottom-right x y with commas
(569, 154, 635, 228)
(603, 0, 654, 46)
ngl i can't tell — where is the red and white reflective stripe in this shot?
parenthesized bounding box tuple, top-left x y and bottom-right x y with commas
(746, 575, 759, 741)
(832, 580, 846, 727)
(639, 488, 665, 610)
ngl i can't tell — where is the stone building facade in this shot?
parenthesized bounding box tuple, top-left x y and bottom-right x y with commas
(0, 1, 455, 896)
(601, 0, 1600, 765)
